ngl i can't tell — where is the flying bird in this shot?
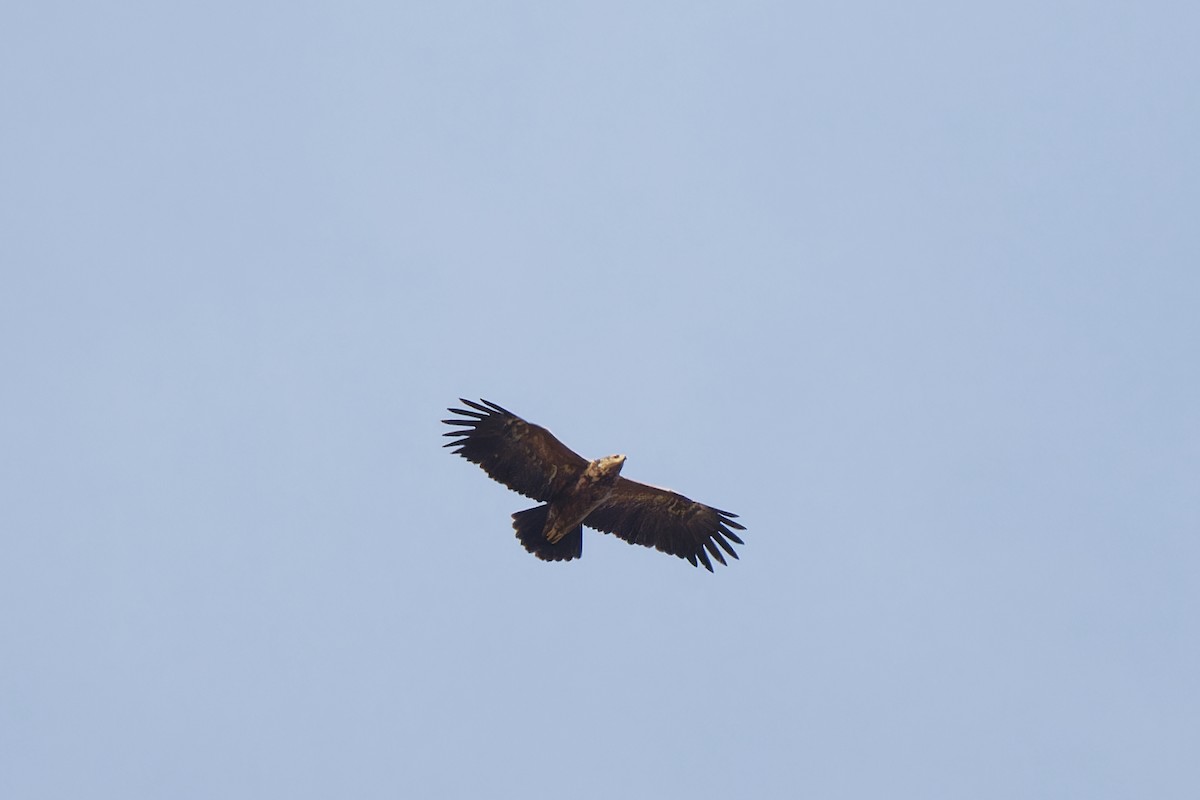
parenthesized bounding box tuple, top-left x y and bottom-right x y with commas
(442, 398, 745, 571)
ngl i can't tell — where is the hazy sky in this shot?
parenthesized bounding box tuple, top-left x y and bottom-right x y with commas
(3, 2, 1198, 798)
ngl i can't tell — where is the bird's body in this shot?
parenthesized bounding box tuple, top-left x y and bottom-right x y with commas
(442, 399, 745, 571)
(541, 454, 626, 543)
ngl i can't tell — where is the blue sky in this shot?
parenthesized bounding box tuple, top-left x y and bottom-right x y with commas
(3, 2, 1198, 798)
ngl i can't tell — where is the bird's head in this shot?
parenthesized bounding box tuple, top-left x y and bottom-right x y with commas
(585, 454, 626, 486)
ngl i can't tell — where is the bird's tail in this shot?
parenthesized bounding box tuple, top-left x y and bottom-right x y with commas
(512, 505, 583, 562)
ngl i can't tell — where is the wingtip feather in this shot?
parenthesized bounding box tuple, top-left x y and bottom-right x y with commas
(720, 526, 745, 545)
(703, 539, 727, 567)
(479, 398, 513, 415)
(713, 533, 740, 559)
(460, 398, 505, 416)
(447, 408, 488, 419)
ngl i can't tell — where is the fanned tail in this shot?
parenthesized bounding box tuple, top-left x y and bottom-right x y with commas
(512, 505, 583, 562)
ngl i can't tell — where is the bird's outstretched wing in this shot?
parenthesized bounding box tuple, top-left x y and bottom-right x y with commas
(442, 398, 587, 502)
(583, 478, 745, 571)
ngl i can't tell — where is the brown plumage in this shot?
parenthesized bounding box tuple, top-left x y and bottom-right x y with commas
(442, 398, 745, 571)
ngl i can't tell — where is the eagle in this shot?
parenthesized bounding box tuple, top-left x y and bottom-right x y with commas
(442, 398, 745, 571)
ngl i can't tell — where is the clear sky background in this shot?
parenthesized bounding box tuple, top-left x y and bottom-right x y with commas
(2, 2, 1198, 798)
